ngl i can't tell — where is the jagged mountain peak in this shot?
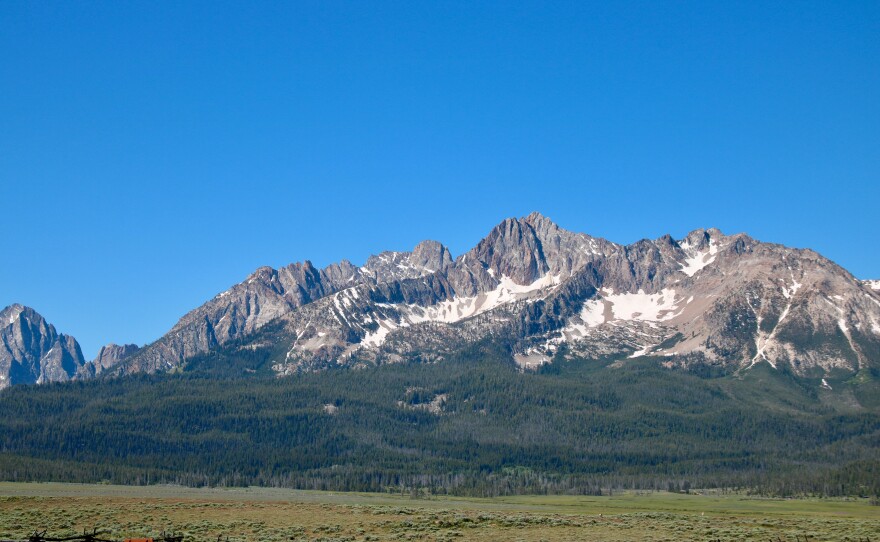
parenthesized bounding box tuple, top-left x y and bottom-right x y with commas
(521, 211, 563, 234)
(244, 265, 281, 285)
(463, 215, 549, 284)
(524, 210, 551, 221)
(458, 212, 617, 286)
(320, 259, 360, 286)
(2, 303, 55, 335)
(0, 304, 88, 388)
(2, 303, 27, 327)
(481, 211, 565, 238)
(411, 240, 453, 273)
(678, 227, 726, 250)
(3, 302, 27, 314)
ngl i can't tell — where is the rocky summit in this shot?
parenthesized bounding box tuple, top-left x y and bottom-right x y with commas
(101, 212, 880, 380)
(0, 304, 88, 389)
(91, 343, 141, 374)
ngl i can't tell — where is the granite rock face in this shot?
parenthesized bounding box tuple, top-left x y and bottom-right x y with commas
(90, 343, 140, 374)
(0, 304, 88, 389)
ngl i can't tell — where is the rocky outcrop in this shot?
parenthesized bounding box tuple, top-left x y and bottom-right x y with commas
(90, 343, 140, 374)
(0, 304, 88, 389)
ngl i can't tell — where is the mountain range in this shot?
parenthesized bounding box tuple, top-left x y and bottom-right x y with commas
(3, 212, 880, 389)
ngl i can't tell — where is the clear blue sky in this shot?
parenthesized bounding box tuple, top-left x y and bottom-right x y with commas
(2, 1, 878, 358)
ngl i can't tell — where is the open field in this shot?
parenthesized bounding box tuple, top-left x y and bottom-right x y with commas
(1, 483, 878, 542)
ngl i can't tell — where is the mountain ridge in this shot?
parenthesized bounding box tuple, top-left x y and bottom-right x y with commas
(4, 213, 880, 387)
(110, 213, 880, 381)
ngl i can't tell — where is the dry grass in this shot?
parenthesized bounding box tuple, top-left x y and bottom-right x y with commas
(0, 483, 877, 542)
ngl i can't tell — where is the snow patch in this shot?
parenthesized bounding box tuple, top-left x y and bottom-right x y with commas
(362, 322, 395, 347)
(286, 318, 315, 360)
(679, 239, 718, 277)
(580, 299, 607, 326)
(827, 301, 863, 367)
(751, 274, 805, 367)
(408, 274, 562, 325)
(864, 279, 880, 291)
(561, 288, 686, 342)
(629, 344, 653, 358)
(553, 289, 687, 352)
(605, 288, 684, 322)
(782, 275, 803, 299)
(359, 274, 564, 348)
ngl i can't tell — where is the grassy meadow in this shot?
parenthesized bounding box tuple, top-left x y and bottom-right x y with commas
(0, 483, 878, 542)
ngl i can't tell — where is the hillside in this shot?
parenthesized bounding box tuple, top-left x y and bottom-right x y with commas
(1, 339, 877, 496)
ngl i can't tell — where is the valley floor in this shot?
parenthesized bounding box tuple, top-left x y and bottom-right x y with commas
(0, 483, 878, 542)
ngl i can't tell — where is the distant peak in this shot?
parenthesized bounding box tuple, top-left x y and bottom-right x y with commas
(524, 210, 551, 222)
(2, 306, 19, 327)
(655, 233, 677, 247)
(521, 211, 560, 229)
(678, 227, 727, 249)
(247, 265, 279, 280)
(481, 212, 563, 240)
(686, 227, 725, 237)
(2, 303, 36, 324)
(412, 240, 453, 271)
(412, 239, 452, 259)
(2, 302, 26, 313)
(413, 239, 446, 251)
